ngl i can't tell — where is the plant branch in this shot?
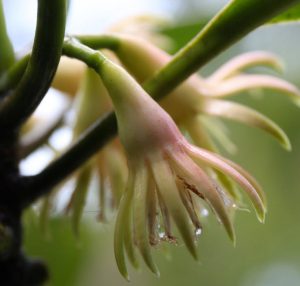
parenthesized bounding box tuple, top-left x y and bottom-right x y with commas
(0, 54, 29, 99)
(19, 101, 70, 159)
(21, 113, 117, 208)
(0, 0, 67, 130)
(144, 0, 300, 100)
(75, 34, 120, 50)
(0, 34, 119, 96)
(0, 0, 15, 75)
(22, 0, 300, 205)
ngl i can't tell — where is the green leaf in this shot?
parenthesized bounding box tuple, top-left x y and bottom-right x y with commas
(270, 4, 300, 23)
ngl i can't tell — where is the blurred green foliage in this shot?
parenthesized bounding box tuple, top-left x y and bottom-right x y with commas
(162, 21, 208, 53)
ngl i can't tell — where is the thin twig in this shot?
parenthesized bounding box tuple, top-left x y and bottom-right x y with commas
(18, 101, 70, 159)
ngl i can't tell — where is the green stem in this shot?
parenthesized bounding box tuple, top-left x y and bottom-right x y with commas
(0, 0, 67, 130)
(0, 0, 15, 75)
(63, 38, 107, 69)
(144, 0, 300, 100)
(0, 54, 29, 98)
(23, 0, 300, 204)
(76, 34, 120, 50)
(22, 113, 117, 207)
(0, 34, 119, 96)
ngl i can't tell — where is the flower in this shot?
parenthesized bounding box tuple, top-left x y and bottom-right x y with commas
(96, 56, 266, 280)
(113, 34, 300, 152)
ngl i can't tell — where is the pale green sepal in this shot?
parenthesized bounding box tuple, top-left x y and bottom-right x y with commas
(206, 75, 300, 106)
(151, 159, 198, 260)
(73, 68, 112, 138)
(208, 51, 284, 82)
(168, 150, 235, 244)
(114, 169, 136, 281)
(133, 167, 159, 276)
(200, 117, 238, 154)
(200, 99, 291, 151)
(185, 117, 239, 199)
(71, 164, 92, 236)
(214, 170, 242, 201)
(177, 181, 202, 230)
(214, 155, 267, 221)
(187, 145, 266, 223)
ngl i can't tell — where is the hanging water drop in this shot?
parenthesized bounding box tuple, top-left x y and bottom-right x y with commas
(159, 231, 166, 239)
(195, 228, 202, 237)
(201, 208, 209, 217)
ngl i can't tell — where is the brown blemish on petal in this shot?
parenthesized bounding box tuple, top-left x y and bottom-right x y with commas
(177, 175, 204, 199)
(176, 177, 202, 231)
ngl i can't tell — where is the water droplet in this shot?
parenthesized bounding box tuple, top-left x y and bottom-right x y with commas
(195, 228, 202, 237)
(201, 208, 209, 217)
(159, 231, 166, 239)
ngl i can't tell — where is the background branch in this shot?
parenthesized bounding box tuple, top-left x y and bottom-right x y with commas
(21, 113, 117, 208)
(18, 101, 70, 159)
